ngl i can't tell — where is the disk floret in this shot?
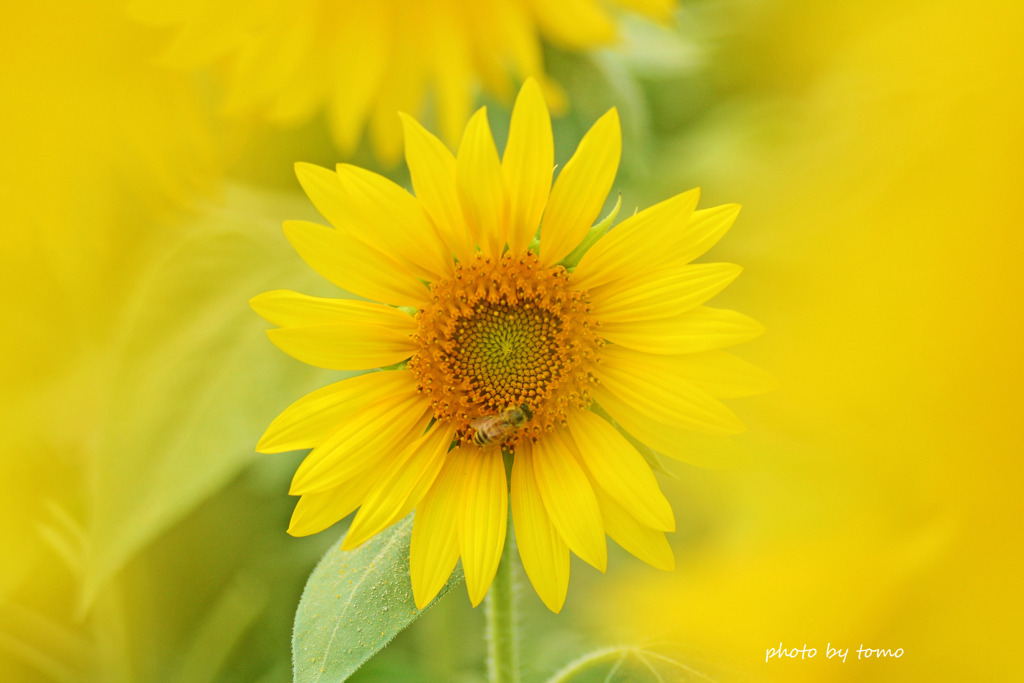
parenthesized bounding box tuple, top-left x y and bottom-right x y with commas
(410, 251, 603, 446)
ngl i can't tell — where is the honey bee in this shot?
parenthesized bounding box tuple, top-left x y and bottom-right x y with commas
(470, 404, 534, 446)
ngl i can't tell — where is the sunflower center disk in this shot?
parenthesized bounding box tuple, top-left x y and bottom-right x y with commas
(410, 251, 602, 447)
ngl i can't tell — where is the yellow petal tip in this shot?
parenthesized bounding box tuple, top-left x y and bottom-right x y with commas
(254, 426, 290, 454)
(293, 161, 319, 178)
(248, 294, 279, 323)
(280, 220, 308, 240)
(287, 477, 307, 496)
(539, 593, 566, 613)
(518, 77, 545, 103)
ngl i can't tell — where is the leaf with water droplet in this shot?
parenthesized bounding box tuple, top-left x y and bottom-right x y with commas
(292, 514, 463, 682)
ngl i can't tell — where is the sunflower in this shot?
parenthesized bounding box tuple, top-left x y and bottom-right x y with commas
(252, 79, 765, 612)
(131, 0, 675, 162)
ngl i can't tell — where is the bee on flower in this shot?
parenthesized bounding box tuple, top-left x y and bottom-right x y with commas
(251, 78, 768, 612)
(471, 404, 535, 447)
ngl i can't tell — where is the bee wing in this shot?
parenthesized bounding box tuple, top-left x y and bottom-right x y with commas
(470, 415, 497, 430)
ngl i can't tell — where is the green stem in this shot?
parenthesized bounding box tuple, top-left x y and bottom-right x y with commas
(485, 517, 518, 683)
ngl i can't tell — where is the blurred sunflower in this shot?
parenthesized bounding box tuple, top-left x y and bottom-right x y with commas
(252, 79, 765, 612)
(131, 0, 675, 162)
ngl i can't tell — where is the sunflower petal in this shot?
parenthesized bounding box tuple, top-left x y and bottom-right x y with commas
(365, 3, 427, 166)
(400, 112, 475, 263)
(609, 0, 675, 23)
(250, 290, 415, 329)
(332, 163, 452, 280)
(595, 346, 745, 435)
(574, 191, 738, 291)
(427, 0, 474, 150)
(503, 77, 553, 254)
(541, 108, 621, 265)
(458, 446, 508, 606)
(567, 410, 674, 532)
(287, 471, 376, 537)
(257, 370, 418, 453)
(289, 393, 432, 495)
(511, 441, 570, 612)
(410, 455, 464, 609)
(589, 263, 743, 323)
(598, 305, 765, 355)
(266, 324, 414, 371)
(457, 107, 507, 258)
(342, 422, 456, 550)
(594, 487, 674, 571)
(618, 348, 776, 400)
(532, 428, 607, 571)
(255, 293, 417, 371)
(573, 189, 700, 289)
(592, 384, 736, 467)
(293, 162, 356, 231)
(530, 0, 617, 49)
(323, 2, 391, 152)
(282, 220, 427, 307)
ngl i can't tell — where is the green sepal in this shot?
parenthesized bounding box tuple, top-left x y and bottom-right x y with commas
(558, 192, 622, 271)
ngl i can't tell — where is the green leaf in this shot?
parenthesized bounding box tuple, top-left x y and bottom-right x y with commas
(75, 184, 338, 614)
(293, 515, 464, 682)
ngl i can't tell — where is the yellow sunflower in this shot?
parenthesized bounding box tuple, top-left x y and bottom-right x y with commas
(252, 79, 765, 612)
(131, 0, 675, 162)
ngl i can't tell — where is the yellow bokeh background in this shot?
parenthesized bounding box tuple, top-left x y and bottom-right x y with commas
(599, 1, 1024, 681)
(2, 0, 1022, 681)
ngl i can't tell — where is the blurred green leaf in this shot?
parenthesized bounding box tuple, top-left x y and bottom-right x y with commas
(293, 515, 464, 683)
(170, 572, 270, 683)
(76, 184, 333, 613)
(547, 645, 716, 683)
(546, 47, 652, 180)
(0, 603, 97, 683)
(615, 13, 702, 80)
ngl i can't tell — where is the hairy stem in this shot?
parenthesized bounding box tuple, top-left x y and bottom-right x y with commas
(485, 516, 518, 683)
